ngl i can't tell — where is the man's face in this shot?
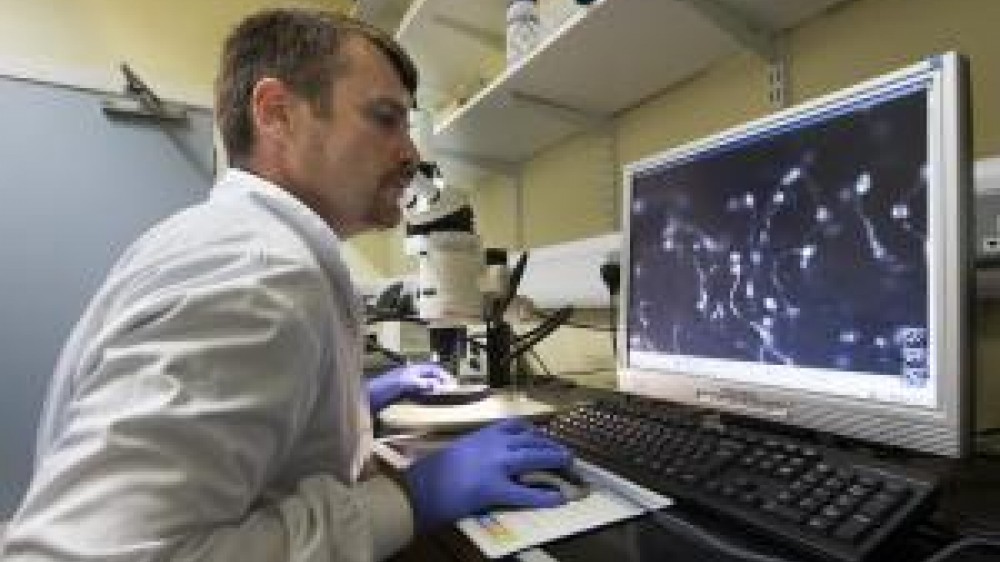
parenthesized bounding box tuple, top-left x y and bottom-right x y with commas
(284, 36, 418, 236)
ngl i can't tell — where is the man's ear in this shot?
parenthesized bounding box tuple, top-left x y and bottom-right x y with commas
(251, 77, 295, 146)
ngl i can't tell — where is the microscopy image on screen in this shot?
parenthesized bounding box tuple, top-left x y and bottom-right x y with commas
(628, 90, 929, 385)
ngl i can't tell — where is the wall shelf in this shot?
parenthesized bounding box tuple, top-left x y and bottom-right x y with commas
(395, 0, 850, 185)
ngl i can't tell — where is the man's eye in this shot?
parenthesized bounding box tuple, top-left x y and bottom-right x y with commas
(365, 104, 408, 132)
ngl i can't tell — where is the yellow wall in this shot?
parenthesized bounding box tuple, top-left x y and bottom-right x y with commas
(0, 0, 350, 105)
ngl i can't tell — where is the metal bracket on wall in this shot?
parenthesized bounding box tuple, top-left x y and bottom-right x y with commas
(678, 0, 789, 109)
(101, 63, 188, 122)
(767, 40, 790, 110)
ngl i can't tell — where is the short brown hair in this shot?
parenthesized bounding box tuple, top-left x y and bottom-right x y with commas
(215, 9, 418, 163)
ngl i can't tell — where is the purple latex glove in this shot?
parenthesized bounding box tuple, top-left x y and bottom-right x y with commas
(403, 418, 573, 531)
(366, 362, 454, 412)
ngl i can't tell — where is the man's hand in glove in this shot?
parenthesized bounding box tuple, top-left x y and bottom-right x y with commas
(403, 418, 573, 530)
(366, 362, 454, 412)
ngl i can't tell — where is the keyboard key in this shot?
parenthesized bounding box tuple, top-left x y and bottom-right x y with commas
(824, 477, 847, 490)
(885, 481, 911, 500)
(834, 514, 875, 543)
(856, 475, 880, 490)
(776, 465, 799, 479)
(797, 496, 823, 514)
(833, 494, 862, 510)
(847, 483, 873, 499)
(806, 515, 835, 533)
(859, 493, 900, 520)
(773, 504, 807, 524)
(810, 488, 834, 503)
(789, 480, 811, 495)
(820, 504, 847, 521)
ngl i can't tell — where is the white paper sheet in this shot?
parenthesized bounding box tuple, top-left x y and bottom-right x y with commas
(456, 459, 672, 559)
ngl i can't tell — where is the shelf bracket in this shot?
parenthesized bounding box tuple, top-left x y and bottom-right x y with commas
(677, 0, 779, 62)
(679, 0, 791, 109)
(767, 37, 790, 109)
(433, 15, 505, 51)
(509, 91, 607, 128)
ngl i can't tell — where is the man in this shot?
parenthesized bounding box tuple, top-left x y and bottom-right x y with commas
(3, 9, 572, 562)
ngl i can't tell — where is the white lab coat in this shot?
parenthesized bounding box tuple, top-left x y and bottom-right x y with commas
(2, 170, 413, 561)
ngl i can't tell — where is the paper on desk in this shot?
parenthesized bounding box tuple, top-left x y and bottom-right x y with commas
(457, 459, 673, 559)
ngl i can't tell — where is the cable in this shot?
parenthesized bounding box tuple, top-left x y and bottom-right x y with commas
(505, 306, 574, 367)
(608, 304, 617, 358)
(532, 309, 612, 332)
(921, 535, 1000, 562)
(913, 520, 963, 545)
(365, 341, 406, 365)
(646, 510, 799, 562)
(972, 430, 1000, 457)
(600, 257, 620, 359)
(493, 251, 529, 321)
(527, 348, 553, 377)
(973, 427, 1000, 436)
(600, 477, 797, 562)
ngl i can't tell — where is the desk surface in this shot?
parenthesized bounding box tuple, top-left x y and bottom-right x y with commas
(378, 392, 555, 432)
(386, 380, 1000, 562)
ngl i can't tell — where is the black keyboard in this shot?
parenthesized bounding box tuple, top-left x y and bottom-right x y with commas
(541, 395, 940, 562)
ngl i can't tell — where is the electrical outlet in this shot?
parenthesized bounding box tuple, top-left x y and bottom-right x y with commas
(983, 236, 1000, 256)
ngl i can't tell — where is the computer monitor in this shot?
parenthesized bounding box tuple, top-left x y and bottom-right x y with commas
(619, 53, 972, 457)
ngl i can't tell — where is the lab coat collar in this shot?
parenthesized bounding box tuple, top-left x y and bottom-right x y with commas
(215, 167, 337, 243)
(213, 168, 355, 296)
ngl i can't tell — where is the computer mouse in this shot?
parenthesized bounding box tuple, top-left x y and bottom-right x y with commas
(407, 383, 492, 406)
(516, 468, 590, 503)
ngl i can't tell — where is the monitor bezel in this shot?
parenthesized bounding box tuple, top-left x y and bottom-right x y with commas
(618, 53, 972, 457)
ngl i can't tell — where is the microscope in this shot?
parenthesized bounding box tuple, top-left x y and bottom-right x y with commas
(367, 109, 572, 410)
(399, 159, 524, 390)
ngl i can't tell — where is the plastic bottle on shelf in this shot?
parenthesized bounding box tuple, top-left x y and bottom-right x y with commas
(539, 0, 598, 37)
(506, 0, 541, 67)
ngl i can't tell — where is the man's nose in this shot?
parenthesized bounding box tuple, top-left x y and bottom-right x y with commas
(400, 135, 420, 175)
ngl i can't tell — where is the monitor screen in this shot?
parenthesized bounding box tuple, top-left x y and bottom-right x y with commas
(620, 54, 971, 457)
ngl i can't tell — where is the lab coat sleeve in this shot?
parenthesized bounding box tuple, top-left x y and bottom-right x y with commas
(3, 251, 413, 562)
